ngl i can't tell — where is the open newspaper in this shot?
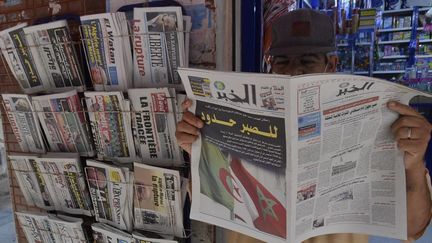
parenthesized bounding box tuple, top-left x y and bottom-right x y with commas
(2, 94, 46, 153)
(16, 211, 87, 243)
(86, 159, 133, 231)
(92, 223, 133, 243)
(32, 90, 94, 156)
(128, 88, 182, 165)
(85, 91, 135, 161)
(132, 7, 185, 88)
(23, 20, 85, 92)
(133, 163, 184, 238)
(179, 68, 432, 243)
(0, 23, 49, 94)
(80, 13, 133, 91)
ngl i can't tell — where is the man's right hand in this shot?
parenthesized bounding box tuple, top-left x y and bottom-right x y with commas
(175, 99, 204, 154)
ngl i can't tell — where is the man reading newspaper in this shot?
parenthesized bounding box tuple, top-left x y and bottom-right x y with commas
(175, 9, 432, 243)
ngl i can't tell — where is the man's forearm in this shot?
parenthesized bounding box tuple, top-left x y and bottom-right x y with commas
(406, 163, 432, 238)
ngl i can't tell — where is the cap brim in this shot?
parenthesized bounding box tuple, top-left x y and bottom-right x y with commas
(268, 46, 336, 56)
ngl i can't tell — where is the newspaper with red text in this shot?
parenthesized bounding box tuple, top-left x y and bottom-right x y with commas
(179, 68, 432, 243)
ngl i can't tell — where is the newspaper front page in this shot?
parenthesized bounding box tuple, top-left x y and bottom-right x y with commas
(85, 91, 135, 161)
(80, 13, 132, 91)
(86, 159, 133, 231)
(2, 94, 46, 153)
(32, 90, 94, 156)
(16, 211, 54, 243)
(128, 88, 182, 165)
(92, 223, 133, 243)
(0, 23, 49, 93)
(23, 20, 85, 92)
(133, 163, 184, 238)
(132, 7, 185, 88)
(36, 155, 93, 216)
(47, 214, 87, 243)
(179, 68, 432, 243)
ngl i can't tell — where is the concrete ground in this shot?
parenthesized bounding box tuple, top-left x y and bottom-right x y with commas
(0, 173, 16, 243)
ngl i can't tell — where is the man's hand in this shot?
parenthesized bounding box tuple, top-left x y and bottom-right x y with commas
(175, 99, 204, 154)
(388, 101, 432, 238)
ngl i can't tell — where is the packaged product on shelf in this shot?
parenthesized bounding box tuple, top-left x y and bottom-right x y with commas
(133, 163, 184, 238)
(23, 20, 86, 92)
(1, 94, 46, 153)
(84, 91, 136, 161)
(32, 90, 94, 156)
(0, 24, 49, 94)
(403, 16, 412, 28)
(92, 223, 133, 243)
(132, 7, 185, 88)
(80, 12, 132, 91)
(128, 88, 182, 165)
(382, 17, 394, 29)
(86, 159, 133, 231)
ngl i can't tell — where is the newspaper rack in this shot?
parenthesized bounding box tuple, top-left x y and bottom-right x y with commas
(18, 223, 88, 243)
(11, 167, 93, 215)
(84, 167, 191, 239)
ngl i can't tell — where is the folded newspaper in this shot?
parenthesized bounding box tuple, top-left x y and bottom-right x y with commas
(179, 68, 432, 243)
(133, 163, 184, 238)
(132, 7, 185, 88)
(32, 90, 94, 156)
(0, 23, 49, 94)
(92, 223, 133, 243)
(132, 231, 178, 243)
(85, 91, 136, 161)
(80, 12, 133, 91)
(86, 159, 133, 231)
(23, 20, 86, 92)
(16, 211, 87, 243)
(2, 94, 46, 153)
(128, 88, 182, 165)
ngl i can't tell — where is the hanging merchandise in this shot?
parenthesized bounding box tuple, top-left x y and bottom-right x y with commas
(385, 0, 402, 10)
(405, 0, 432, 7)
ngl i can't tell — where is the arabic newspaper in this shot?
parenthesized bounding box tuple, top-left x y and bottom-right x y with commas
(128, 88, 182, 165)
(23, 20, 85, 92)
(92, 223, 133, 243)
(32, 90, 94, 156)
(36, 154, 93, 216)
(2, 94, 46, 153)
(133, 163, 184, 237)
(132, 232, 177, 243)
(132, 7, 185, 88)
(84, 91, 136, 161)
(0, 23, 49, 94)
(179, 68, 432, 243)
(86, 159, 133, 231)
(47, 214, 87, 243)
(80, 13, 132, 91)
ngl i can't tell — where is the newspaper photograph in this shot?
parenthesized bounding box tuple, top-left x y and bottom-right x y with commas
(16, 211, 53, 243)
(0, 23, 49, 93)
(133, 163, 184, 237)
(36, 154, 93, 216)
(23, 20, 85, 92)
(179, 68, 432, 243)
(85, 91, 135, 161)
(2, 94, 46, 153)
(128, 88, 182, 165)
(32, 90, 94, 156)
(86, 159, 133, 231)
(132, 7, 185, 87)
(132, 232, 177, 243)
(92, 223, 133, 243)
(47, 214, 87, 243)
(80, 13, 132, 91)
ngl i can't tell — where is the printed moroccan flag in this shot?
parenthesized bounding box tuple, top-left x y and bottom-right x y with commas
(199, 139, 234, 211)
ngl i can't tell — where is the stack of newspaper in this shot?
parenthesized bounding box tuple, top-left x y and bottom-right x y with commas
(23, 20, 86, 92)
(84, 91, 135, 161)
(133, 231, 178, 243)
(128, 88, 182, 165)
(0, 24, 49, 94)
(85, 160, 133, 231)
(80, 12, 133, 91)
(16, 211, 87, 243)
(132, 7, 186, 88)
(1, 94, 46, 153)
(9, 153, 93, 216)
(133, 163, 184, 238)
(32, 90, 94, 156)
